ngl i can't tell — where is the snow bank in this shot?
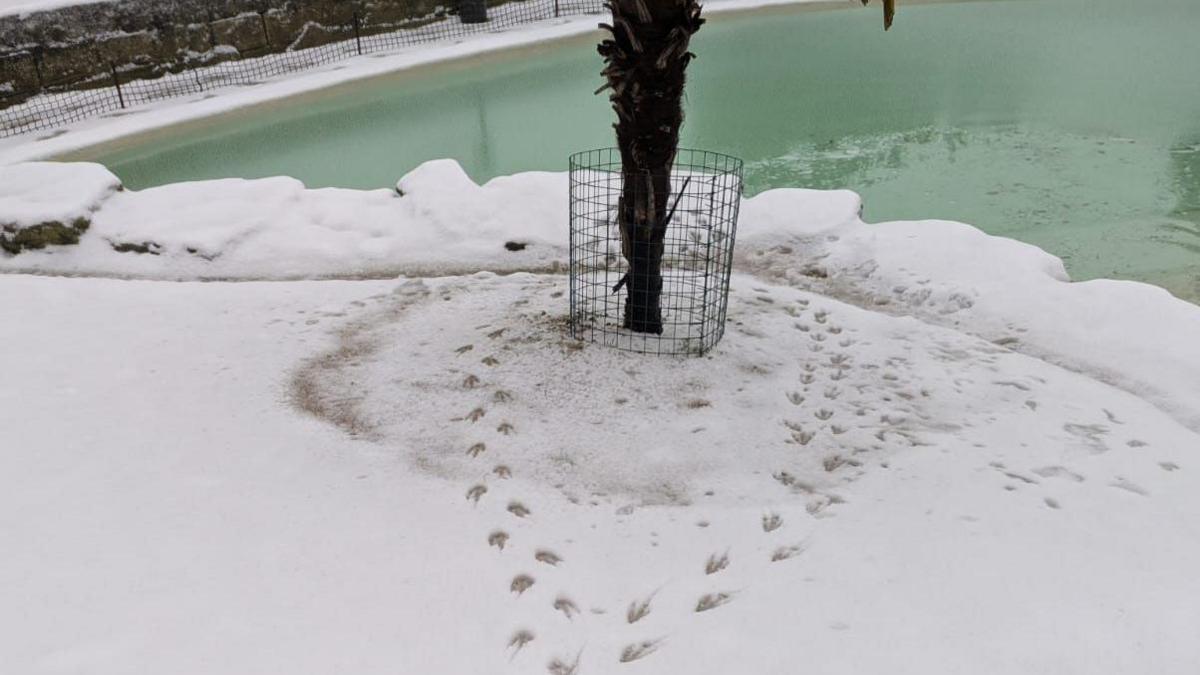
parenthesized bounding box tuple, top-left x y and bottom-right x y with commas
(0, 160, 861, 280)
(1, 160, 565, 278)
(1, 157, 1197, 434)
(740, 215, 1200, 433)
(0, 0, 104, 16)
(0, 161, 120, 230)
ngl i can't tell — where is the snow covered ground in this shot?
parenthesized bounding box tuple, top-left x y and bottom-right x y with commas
(2, 156, 1199, 673)
(6, 159, 1198, 431)
(2, 274, 1198, 674)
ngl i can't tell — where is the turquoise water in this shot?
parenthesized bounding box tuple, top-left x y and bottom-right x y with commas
(78, 0, 1200, 299)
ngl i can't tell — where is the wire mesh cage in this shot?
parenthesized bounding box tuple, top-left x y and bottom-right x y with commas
(569, 148, 744, 356)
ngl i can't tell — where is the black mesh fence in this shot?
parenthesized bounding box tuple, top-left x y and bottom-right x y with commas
(569, 148, 744, 356)
(0, 0, 605, 138)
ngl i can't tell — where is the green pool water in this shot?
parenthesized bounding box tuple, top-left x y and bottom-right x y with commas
(77, 0, 1200, 300)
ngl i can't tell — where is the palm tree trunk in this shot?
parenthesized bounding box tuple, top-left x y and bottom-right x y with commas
(596, 0, 893, 334)
(598, 0, 704, 334)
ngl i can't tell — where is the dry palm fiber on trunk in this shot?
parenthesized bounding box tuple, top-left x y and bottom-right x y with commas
(597, 0, 704, 334)
(596, 0, 895, 334)
(862, 0, 897, 30)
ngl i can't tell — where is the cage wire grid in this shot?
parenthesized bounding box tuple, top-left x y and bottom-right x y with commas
(569, 148, 743, 356)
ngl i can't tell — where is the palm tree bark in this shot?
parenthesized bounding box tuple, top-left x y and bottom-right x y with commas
(596, 0, 894, 334)
(598, 0, 704, 334)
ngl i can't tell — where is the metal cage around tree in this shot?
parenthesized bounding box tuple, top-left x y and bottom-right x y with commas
(569, 148, 743, 356)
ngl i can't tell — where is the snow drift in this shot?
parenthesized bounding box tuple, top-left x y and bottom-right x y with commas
(2, 158, 1197, 434)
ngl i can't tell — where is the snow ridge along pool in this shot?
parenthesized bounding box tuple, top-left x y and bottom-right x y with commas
(61, 0, 1200, 301)
(4, 157, 1199, 436)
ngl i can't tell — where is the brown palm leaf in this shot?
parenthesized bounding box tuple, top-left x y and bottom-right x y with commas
(860, 0, 898, 30)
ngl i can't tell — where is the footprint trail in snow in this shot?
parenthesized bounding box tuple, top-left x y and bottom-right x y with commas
(293, 272, 1196, 672)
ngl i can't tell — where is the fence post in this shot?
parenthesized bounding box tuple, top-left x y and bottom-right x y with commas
(31, 47, 45, 92)
(109, 62, 125, 108)
(206, 9, 217, 48)
(352, 11, 363, 55)
(258, 11, 271, 50)
(459, 0, 488, 24)
(554, 0, 560, 18)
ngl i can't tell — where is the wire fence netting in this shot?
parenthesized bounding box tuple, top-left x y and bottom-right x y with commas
(569, 148, 744, 356)
(0, 0, 605, 138)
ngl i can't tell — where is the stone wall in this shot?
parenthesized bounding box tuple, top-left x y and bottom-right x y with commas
(0, 0, 457, 101)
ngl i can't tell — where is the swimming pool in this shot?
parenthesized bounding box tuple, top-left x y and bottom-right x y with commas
(69, 0, 1200, 300)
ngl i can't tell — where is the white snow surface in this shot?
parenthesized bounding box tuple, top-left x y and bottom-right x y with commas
(2, 271, 1198, 674)
(0, 161, 120, 229)
(0, 0, 105, 16)
(0, 159, 567, 276)
(1, 163, 1198, 674)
